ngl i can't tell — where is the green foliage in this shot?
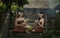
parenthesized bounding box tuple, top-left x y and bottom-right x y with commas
(58, 0, 60, 3)
(11, 3, 18, 11)
(1, 0, 29, 12)
(0, 2, 6, 14)
(0, 2, 3, 6)
(2, 0, 29, 7)
(51, 35, 60, 38)
(12, 0, 29, 6)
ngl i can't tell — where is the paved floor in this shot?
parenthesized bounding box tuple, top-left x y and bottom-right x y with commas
(8, 32, 43, 38)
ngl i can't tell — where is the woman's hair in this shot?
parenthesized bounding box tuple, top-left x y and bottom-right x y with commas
(17, 14, 20, 18)
(17, 11, 24, 18)
(38, 12, 44, 20)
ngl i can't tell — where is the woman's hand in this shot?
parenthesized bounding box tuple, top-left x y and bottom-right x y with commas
(24, 18, 30, 22)
(34, 20, 38, 23)
(38, 22, 44, 28)
(40, 25, 44, 28)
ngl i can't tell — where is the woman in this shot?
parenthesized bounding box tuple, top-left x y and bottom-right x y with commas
(32, 12, 45, 33)
(13, 11, 29, 32)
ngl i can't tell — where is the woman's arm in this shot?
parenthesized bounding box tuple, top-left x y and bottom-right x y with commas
(22, 19, 29, 25)
(41, 19, 44, 27)
(21, 18, 29, 28)
(38, 19, 44, 28)
(23, 18, 29, 24)
(15, 19, 18, 26)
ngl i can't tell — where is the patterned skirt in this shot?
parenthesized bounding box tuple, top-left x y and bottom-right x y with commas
(31, 23, 43, 33)
(13, 26, 25, 32)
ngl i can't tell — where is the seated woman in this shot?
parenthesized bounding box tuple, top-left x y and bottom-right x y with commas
(12, 11, 29, 32)
(32, 12, 45, 33)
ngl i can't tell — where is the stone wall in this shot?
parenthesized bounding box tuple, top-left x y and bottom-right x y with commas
(24, 0, 59, 8)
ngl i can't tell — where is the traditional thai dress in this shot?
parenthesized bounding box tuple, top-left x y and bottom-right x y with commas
(32, 22, 44, 33)
(13, 21, 25, 32)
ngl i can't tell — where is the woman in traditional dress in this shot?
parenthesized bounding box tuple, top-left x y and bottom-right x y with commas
(32, 12, 45, 33)
(13, 11, 29, 32)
